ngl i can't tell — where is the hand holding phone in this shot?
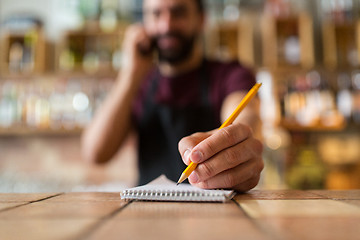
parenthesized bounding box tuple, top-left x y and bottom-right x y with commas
(137, 39, 156, 56)
(120, 24, 155, 84)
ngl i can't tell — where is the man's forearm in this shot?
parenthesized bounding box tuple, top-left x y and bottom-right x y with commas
(81, 70, 142, 164)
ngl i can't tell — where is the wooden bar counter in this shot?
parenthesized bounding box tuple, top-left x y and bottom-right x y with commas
(0, 190, 359, 240)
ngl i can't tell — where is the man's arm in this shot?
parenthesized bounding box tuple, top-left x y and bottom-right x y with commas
(178, 90, 264, 192)
(81, 25, 154, 164)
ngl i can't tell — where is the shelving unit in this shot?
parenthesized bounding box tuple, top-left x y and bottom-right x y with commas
(322, 20, 360, 69)
(0, 21, 124, 136)
(56, 25, 126, 77)
(261, 12, 314, 70)
(205, 16, 255, 66)
(0, 28, 46, 76)
(256, 4, 360, 189)
(0, 76, 113, 137)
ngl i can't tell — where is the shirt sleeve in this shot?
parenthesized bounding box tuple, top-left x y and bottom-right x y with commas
(209, 60, 256, 123)
(222, 61, 256, 96)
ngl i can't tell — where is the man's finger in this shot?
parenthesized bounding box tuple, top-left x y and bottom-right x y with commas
(190, 156, 263, 190)
(189, 137, 260, 182)
(189, 123, 251, 164)
(178, 132, 211, 165)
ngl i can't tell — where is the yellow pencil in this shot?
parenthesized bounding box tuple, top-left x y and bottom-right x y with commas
(177, 82, 262, 185)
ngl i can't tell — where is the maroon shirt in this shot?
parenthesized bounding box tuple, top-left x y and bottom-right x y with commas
(133, 59, 256, 125)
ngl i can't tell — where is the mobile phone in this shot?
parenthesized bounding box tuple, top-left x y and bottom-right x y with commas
(138, 39, 156, 56)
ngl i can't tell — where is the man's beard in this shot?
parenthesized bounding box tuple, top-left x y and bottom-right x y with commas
(152, 32, 197, 64)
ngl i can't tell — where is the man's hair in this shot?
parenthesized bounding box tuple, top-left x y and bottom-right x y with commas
(195, 0, 205, 13)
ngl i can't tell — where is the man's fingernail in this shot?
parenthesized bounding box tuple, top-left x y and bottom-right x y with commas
(184, 149, 191, 164)
(189, 172, 199, 183)
(191, 150, 203, 163)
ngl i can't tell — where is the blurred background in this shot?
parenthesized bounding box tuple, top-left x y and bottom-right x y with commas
(0, 0, 359, 192)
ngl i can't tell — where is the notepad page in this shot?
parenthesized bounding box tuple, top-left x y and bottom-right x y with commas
(120, 175, 234, 202)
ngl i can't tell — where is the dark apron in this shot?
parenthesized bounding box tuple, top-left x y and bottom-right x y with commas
(137, 60, 220, 185)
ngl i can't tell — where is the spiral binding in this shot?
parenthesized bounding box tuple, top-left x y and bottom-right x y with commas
(120, 189, 228, 202)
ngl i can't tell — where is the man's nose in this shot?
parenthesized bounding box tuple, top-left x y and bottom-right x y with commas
(158, 12, 176, 33)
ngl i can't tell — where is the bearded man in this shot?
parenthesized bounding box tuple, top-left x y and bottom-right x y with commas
(82, 0, 264, 192)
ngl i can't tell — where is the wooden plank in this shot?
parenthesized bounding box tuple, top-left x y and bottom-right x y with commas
(258, 216, 360, 240)
(116, 201, 244, 219)
(0, 193, 61, 213)
(235, 190, 325, 200)
(341, 200, 360, 208)
(237, 199, 360, 218)
(307, 190, 360, 200)
(0, 197, 126, 219)
(0, 202, 25, 211)
(45, 192, 121, 202)
(0, 193, 130, 240)
(87, 218, 269, 240)
(0, 193, 59, 202)
(87, 201, 269, 240)
(0, 219, 97, 240)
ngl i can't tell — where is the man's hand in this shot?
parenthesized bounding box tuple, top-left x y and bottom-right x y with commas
(178, 123, 264, 192)
(121, 24, 154, 84)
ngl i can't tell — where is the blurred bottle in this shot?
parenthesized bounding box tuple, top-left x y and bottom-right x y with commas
(321, 0, 355, 24)
(321, 0, 359, 68)
(59, 48, 76, 72)
(3, 16, 42, 74)
(223, 0, 240, 22)
(78, 0, 100, 27)
(283, 70, 343, 127)
(0, 77, 110, 130)
(337, 72, 353, 120)
(264, 0, 292, 18)
(99, 0, 118, 32)
(0, 82, 18, 127)
(264, 0, 305, 67)
(287, 147, 326, 189)
(206, 0, 224, 23)
(48, 80, 67, 129)
(22, 29, 37, 73)
(352, 71, 360, 124)
(34, 86, 50, 129)
(8, 42, 24, 73)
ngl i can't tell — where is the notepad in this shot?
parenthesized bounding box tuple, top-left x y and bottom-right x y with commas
(120, 175, 235, 202)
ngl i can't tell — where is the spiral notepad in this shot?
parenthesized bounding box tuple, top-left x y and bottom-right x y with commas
(120, 175, 235, 202)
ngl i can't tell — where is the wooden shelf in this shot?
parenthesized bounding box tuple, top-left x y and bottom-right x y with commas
(0, 126, 82, 137)
(322, 20, 360, 69)
(261, 13, 314, 69)
(0, 28, 46, 75)
(204, 15, 256, 66)
(56, 25, 127, 76)
(280, 119, 346, 132)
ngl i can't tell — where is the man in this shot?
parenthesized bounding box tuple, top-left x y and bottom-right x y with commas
(81, 0, 263, 192)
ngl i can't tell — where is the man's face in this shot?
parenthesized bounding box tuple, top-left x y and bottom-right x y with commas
(143, 0, 204, 64)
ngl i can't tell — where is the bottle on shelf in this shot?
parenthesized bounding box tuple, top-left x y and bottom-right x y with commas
(352, 71, 360, 124)
(321, 0, 359, 68)
(1, 16, 44, 75)
(99, 0, 119, 32)
(286, 146, 326, 190)
(337, 72, 353, 120)
(282, 70, 345, 129)
(262, 0, 314, 69)
(0, 77, 113, 134)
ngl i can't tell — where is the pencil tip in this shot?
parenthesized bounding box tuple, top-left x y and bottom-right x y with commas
(176, 183, 180, 186)
(177, 173, 188, 185)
